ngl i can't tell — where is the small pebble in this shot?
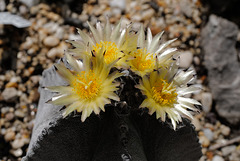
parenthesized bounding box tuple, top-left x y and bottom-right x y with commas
(179, 51, 193, 68)
(0, 0, 6, 12)
(5, 82, 18, 88)
(141, 9, 155, 21)
(5, 112, 15, 121)
(10, 148, 23, 157)
(1, 107, 10, 114)
(55, 27, 65, 39)
(212, 155, 224, 161)
(221, 145, 236, 156)
(19, 5, 28, 15)
(220, 125, 230, 136)
(4, 130, 15, 142)
(11, 138, 25, 149)
(47, 48, 61, 59)
(2, 88, 18, 102)
(201, 92, 212, 113)
(193, 56, 200, 65)
(199, 135, 210, 147)
(191, 117, 202, 131)
(203, 128, 214, 141)
(110, 0, 126, 10)
(229, 150, 240, 161)
(43, 36, 60, 47)
(15, 109, 25, 118)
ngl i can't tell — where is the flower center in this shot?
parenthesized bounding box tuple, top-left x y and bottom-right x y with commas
(130, 49, 154, 72)
(152, 80, 178, 106)
(93, 41, 119, 64)
(72, 71, 101, 100)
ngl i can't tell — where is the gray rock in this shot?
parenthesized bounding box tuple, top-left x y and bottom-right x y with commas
(201, 14, 240, 125)
(22, 59, 202, 161)
(2, 87, 18, 102)
(0, 12, 31, 28)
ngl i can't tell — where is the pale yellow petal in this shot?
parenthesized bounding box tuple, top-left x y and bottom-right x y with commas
(81, 109, 88, 122)
(50, 94, 79, 106)
(46, 86, 73, 94)
(63, 101, 83, 117)
(66, 53, 83, 72)
(55, 63, 75, 83)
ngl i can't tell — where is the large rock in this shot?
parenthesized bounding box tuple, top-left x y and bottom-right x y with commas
(22, 59, 201, 161)
(201, 14, 240, 125)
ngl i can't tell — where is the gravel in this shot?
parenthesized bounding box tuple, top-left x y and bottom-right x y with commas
(0, 0, 239, 161)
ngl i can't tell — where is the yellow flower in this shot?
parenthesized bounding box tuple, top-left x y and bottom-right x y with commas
(67, 19, 137, 68)
(126, 25, 178, 77)
(136, 64, 201, 130)
(47, 49, 123, 122)
(127, 48, 156, 77)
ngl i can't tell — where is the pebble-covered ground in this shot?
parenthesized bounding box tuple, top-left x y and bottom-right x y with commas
(0, 0, 240, 161)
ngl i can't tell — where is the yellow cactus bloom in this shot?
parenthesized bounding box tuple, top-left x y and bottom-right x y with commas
(67, 19, 137, 68)
(47, 49, 123, 122)
(127, 48, 155, 77)
(126, 25, 178, 77)
(136, 64, 201, 130)
(92, 41, 121, 64)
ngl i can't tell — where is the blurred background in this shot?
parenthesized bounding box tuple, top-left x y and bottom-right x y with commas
(0, 0, 240, 161)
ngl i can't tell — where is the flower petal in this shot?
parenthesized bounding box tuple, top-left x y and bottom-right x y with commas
(177, 86, 201, 96)
(138, 24, 145, 48)
(55, 63, 75, 83)
(63, 101, 83, 117)
(46, 86, 73, 94)
(66, 53, 83, 72)
(87, 21, 101, 43)
(148, 31, 164, 53)
(178, 97, 201, 106)
(155, 38, 177, 54)
(146, 28, 153, 51)
(50, 94, 79, 106)
(175, 104, 193, 120)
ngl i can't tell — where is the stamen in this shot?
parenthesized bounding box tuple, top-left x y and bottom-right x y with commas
(152, 79, 178, 107)
(130, 48, 154, 72)
(93, 41, 120, 64)
(72, 71, 102, 100)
